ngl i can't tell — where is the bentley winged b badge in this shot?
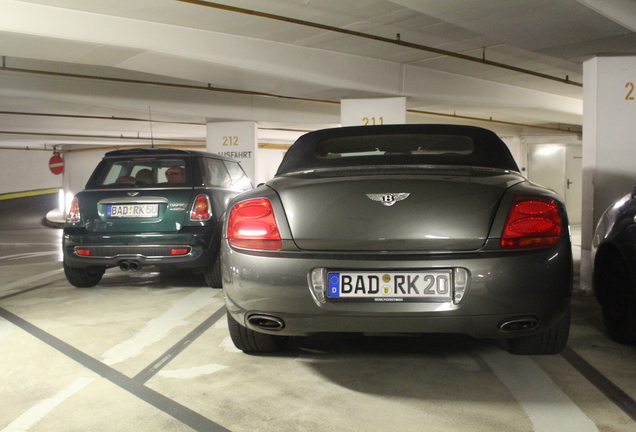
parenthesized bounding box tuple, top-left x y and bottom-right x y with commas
(366, 193, 410, 207)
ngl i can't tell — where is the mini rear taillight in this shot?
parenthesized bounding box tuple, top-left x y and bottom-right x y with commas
(171, 248, 190, 256)
(76, 249, 90, 256)
(190, 195, 212, 221)
(67, 197, 80, 223)
(501, 196, 562, 249)
(227, 198, 282, 250)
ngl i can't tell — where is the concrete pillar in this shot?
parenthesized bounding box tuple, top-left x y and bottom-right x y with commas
(62, 150, 104, 210)
(581, 55, 636, 291)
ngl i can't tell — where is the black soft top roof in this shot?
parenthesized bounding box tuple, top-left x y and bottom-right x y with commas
(276, 124, 519, 175)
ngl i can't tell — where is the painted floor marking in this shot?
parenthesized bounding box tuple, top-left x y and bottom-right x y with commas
(0, 268, 64, 292)
(133, 306, 227, 384)
(0, 306, 229, 432)
(561, 346, 636, 421)
(102, 289, 218, 365)
(158, 364, 228, 379)
(0, 319, 14, 339)
(479, 346, 599, 432)
(220, 336, 242, 353)
(1, 377, 95, 432)
(0, 252, 59, 261)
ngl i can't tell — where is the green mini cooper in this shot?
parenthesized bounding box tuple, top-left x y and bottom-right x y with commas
(63, 148, 252, 288)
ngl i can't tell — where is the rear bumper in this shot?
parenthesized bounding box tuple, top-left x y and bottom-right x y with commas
(222, 239, 573, 339)
(63, 227, 216, 269)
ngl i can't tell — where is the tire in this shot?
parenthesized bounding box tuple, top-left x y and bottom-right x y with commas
(598, 258, 636, 344)
(203, 253, 222, 288)
(507, 306, 571, 355)
(63, 262, 105, 288)
(227, 313, 288, 353)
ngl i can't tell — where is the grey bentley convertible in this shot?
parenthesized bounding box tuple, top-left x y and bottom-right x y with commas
(222, 124, 572, 355)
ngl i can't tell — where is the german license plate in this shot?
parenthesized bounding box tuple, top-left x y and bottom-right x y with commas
(107, 204, 158, 218)
(327, 270, 453, 302)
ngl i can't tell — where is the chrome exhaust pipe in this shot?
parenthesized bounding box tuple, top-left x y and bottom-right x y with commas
(499, 317, 539, 333)
(119, 261, 131, 271)
(129, 261, 140, 271)
(248, 314, 285, 331)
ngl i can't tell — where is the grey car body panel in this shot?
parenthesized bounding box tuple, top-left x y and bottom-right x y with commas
(222, 240, 572, 337)
(222, 125, 572, 339)
(271, 169, 525, 251)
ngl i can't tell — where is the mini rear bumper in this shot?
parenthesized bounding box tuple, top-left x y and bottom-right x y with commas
(222, 239, 573, 339)
(63, 228, 216, 269)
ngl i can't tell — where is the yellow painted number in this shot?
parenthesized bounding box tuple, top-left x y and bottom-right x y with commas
(626, 82, 635, 100)
(362, 117, 384, 126)
(222, 136, 239, 146)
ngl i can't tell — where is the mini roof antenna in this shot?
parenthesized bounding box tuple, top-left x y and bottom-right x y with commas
(148, 106, 155, 148)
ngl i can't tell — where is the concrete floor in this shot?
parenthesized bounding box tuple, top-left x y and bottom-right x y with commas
(0, 194, 635, 432)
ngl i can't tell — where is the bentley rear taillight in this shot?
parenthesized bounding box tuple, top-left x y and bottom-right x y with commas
(67, 197, 80, 223)
(227, 198, 282, 250)
(501, 196, 562, 249)
(190, 195, 211, 221)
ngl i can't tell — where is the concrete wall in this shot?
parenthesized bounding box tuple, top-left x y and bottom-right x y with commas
(583, 56, 636, 250)
(0, 149, 63, 195)
(62, 151, 106, 199)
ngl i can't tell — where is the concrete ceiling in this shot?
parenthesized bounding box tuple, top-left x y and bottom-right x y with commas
(0, 0, 635, 149)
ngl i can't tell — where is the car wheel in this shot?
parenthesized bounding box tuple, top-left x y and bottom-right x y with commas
(203, 254, 222, 288)
(63, 262, 105, 288)
(227, 312, 288, 353)
(507, 306, 570, 355)
(598, 258, 636, 344)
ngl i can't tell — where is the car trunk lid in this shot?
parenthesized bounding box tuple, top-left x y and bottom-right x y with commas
(271, 168, 524, 251)
(77, 189, 194, 233)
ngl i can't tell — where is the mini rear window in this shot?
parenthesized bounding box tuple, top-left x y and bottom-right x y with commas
(98, 157, 191, 188)
(316, 134, 474, 158)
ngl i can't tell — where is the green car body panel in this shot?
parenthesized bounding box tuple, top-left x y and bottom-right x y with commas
(63, 148, 252, 287)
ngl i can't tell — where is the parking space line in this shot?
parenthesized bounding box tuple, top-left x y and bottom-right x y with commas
(0, 305, 230, 432)
(102, 289, 219, 366)
(479, 346, 599, 432)
(1, 377, 95, 432)
(0, 280, 62, 301)
(561, 346, 636, 422)
(133, 306, 227, 384)
(0, 251, 59, 261)
(0, 268, 64, 292)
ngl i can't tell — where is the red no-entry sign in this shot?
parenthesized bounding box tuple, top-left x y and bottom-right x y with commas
(49, 155, 64, 175)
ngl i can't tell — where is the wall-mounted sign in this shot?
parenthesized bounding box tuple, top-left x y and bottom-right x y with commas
(341, 97, 406, 126)
(206, 122, 257, 182)
(49, 155, 64, 175)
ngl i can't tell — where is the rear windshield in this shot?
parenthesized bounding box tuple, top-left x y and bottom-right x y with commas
(276, 125, 520, 175)
(316, 134, 474, 158)
(95, 157, 192, 188)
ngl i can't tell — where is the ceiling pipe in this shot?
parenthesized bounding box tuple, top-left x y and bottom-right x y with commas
(0, 110, 204, 126)
(0, 129, 205, 143)
(0, 63, 580, 139)
(177, 0, 582, 87)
